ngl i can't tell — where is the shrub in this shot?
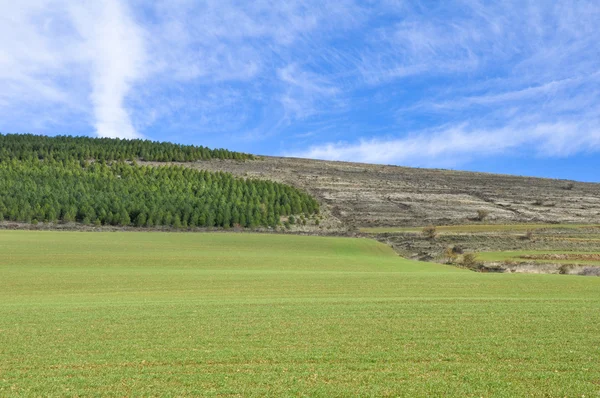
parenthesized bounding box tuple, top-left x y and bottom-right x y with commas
(422, 225, 437, 239)
(525, 230, 534, 240)
(476, 210, 489, 221)
(443, 246, 458, 264)
(461, 252, 480, 269)
(563, 182, 575, 190)
(558, 264, 574, 275)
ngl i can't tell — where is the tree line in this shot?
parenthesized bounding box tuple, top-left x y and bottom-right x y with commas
(0, 133, 255, 162)
(0, 158, 319, 228)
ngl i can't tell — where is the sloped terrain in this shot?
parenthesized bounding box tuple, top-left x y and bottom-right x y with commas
(165, 156, 600, 229)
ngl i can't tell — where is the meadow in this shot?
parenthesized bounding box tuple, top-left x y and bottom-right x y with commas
(1, 230, 599, 397)
(478, 250, 600, 265)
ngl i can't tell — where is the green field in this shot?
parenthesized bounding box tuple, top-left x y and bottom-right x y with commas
(1, 231, 599, 397)
(479, 250, 600, 265)
(361, 223, 600, 234)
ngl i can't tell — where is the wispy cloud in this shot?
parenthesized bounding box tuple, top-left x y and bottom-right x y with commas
(1, 0, 600, 176)
(68, 0, 146, 139)
(293, 119, 600, 167)
(0, 0, 145, 138)
(290, 0, 600, 167)
(277, 64, 341, 119)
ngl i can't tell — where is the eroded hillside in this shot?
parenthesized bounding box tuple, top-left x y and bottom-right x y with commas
(163, 156, 600, 229)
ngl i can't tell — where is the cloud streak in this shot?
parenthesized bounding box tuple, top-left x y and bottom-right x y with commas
(293, 119, 600, 167)
(0, 0, 146, 138)
(1, 0, 599, 175)
(69, 0, 146, 138)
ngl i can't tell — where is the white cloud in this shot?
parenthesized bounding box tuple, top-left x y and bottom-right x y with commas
(277, 64, 340, 119)
(290, 0, 600, 166)
(0, 0, 146, 138)
(292, 119, 600, 167)
(1, 0, 599, 169)
(68, 0, 146, 139)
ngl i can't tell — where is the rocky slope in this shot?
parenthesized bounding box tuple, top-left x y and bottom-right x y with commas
(150, 156, 600, 229)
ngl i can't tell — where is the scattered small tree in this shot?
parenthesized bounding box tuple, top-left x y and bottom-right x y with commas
(476, 209, 490, 221)
(460, 252, 480, 269)
(558, 264, 574, 275)
(422, 225, 437, 239)
(443, 246, 459, 264)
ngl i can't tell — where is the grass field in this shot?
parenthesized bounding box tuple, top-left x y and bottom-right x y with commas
(479, 250, 600, 265)
(361, 223, 600, 234)
(1, 231, 599, 397)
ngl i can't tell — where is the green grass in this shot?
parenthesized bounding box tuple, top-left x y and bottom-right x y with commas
(1, 231, 599, 397)
(479, 250, 600, 265)
(361, 223, 600, 234)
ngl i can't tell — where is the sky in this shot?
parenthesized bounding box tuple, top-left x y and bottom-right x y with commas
(1, 1, 599, 182)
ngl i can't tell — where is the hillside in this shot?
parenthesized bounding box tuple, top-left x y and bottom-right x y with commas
(2, 134, 600, 232)
(0, 134, 318, 228)
(177, 156, 600, 229)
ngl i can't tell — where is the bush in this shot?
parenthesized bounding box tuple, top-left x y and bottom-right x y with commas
(443, 246, 459, 264)
(422, 225, 437, 239)
(558, 264, 574, 275)
(461, 252, 480, 269)
(476, 210, 489, 221)
(525, 230, 534, 240)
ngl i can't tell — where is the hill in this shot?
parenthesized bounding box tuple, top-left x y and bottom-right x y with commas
(179, 155, 600, 229)
(0, 134, 318, 228)
(3, 134, 599, 231)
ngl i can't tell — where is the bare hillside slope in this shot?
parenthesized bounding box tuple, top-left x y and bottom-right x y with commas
(146, 156, 600, 229)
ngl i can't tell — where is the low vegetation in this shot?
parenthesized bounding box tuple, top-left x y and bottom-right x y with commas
(421, 225, 437, 239)
(1, 231, 599, 396)
(479, 250, 600, 266)
(460, 252, 480, 269)
(476, 209, 490, 221)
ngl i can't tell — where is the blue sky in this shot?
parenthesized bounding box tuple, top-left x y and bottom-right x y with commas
(1, 1, 599, 181)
